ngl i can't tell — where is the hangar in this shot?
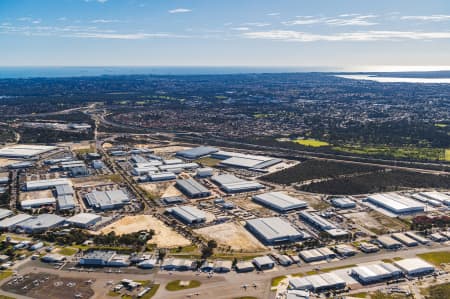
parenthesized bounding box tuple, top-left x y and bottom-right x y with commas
(394, 258, 435, 276)
(391, 233, 419, 247)
(252, 191, 307, 212)
(299, 247, 335, 262)
(377, 235, 403, 249)
(289, 273, 346, 292)
(350, 262, 402, 284)
(246, 217, 307, 244)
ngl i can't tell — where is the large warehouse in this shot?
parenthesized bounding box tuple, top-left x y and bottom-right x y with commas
(67, 213, 102, 228)
(176, 146, 219, 159)
(0, 144, 56, 159)
(175, 179, 211, 198)
(350, 262, 403, 284)
(299, 211, 348, 238)
(377, 235, 403, 249)
(211, 174, 264, 193)
(416, 191, 450, 206)
(17, 214, 66, 233)
(85, 190, 130, 210)
(167, 205, 206, 224)
(211, 151, 281, 170)
(246, 217, 307, 244)
(366, 193, 425, 215)
(0, 214, 32, 231)
(252, 192, 307, 212)
(26, 178, 72, 191)
(394, 258, 435, 276)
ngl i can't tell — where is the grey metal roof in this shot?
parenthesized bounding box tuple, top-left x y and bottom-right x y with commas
(55, 184, 74, 196)
(169, 205, 206, 223)
(0, 208, 13, 220)
(176, 178, 210, 196)
(176, 146, 218, 159)
(0, 213, 32, 228)
(57, 195, 76, 210)
(67, 213, 102, 225)
(253, 192, 307, 211)
(299, 211, 336, 230)
(17, 214, 65, 231)
(246, 217, 304, 242)
(211, 174, 264, 193)
(85, 189, 129, 209)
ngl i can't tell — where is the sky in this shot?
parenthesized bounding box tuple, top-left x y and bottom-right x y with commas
(1, 0, 450, 69)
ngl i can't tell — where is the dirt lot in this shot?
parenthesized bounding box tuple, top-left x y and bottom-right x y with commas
(194, 222, 266, 252)
(19, 189, 54, 201)
(345, 211, 408, 235)
(140, 181, 183, 198)
(152, 145, 190, 154)
(98, 215, 191, 248)
(0, 159, 17, 167)
(2, 272, 94, 299)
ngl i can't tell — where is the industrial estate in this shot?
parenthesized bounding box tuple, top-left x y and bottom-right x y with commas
(0, 130, 449, 299)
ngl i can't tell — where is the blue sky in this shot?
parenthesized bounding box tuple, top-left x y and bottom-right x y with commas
(1, 0, 450, 68)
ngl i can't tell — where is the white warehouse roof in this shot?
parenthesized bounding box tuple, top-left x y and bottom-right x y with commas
(252, 192, 307, 212)
(366, 193, 425, 214)
(211, 174, 264, 193)
(168, 205, 206, 224)
(394, 258, 435, 275)
(67, 213, 102, 227)
(0, 144, 56, 158)
(26, 178, 72, 191)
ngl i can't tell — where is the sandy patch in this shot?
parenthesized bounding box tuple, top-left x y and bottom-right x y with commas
(102, 142, 113, 149)
(19, 190, 54, 201)
(139, 181, 182, 198)
(98, 215, 191, 248)
(152, 145, 190, 154)
(194, 222, 266, 251)
(0, 158, 17, 167)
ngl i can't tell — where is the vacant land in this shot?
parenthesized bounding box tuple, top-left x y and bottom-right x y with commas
(418, 251, 450, 266)
(194, 222, 266, 252)
(140, 182, 182, 198)
(345, 211, 408, 235)
(293, 138, 330, 147)
(98, 215, 191, 248)
(299, 170, 450, 195)
(2, 272, 94, 299)
(261, 159, 381, 185)
(421, 282, 450, 299)
(334, 145, 448, 162)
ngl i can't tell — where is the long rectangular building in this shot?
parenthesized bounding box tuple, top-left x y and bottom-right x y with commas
(175, 179, 211, 198)
(0, 214, 32, 230)
(85, 190, 130, 210)
(168, 205, 206, 224)
(246, 217, 307, 244)
(366, 193, 425, 214)
(0, 145, 56, 158)
(252, 192, 307, 212)
(26, 178, 72, 191)
(211, 174, 264, 193)
(176, 146, 218, 159)
(17, 214, 66, 233)
(351, 263, 402, 284)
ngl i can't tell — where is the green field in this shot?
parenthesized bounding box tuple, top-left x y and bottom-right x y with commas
(418, 251, 450, 266)
(421, 282, 450, 299)
(0, 270, 13, 280)
(271, 275, 286, 287)
(333, 145, 448, 161)
(446, 149, 450, 161)
(57, 247, 78, 256)
(293, 138, 330, 147)
(165, 280, 201, 291)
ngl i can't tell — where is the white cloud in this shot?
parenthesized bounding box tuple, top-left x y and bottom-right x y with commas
(57, 17, 67, 21)
(400, 15, 450, 22)
(242, 30, 450, 42)
(283, 14, 377, 27)
(91, 19, 120, 23)
(267, 12, 280, 16)
(231, 27, 250, 31)
(71, 32, 171, 39)
(84, 0, 108, 3)
(168, 8, 192, 14)
(242, 22, 270, 27)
